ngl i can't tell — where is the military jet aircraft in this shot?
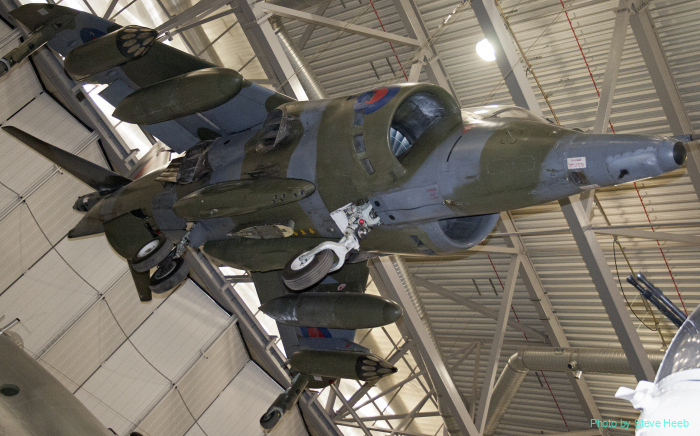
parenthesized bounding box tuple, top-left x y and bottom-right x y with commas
(0, 3, 689, 431)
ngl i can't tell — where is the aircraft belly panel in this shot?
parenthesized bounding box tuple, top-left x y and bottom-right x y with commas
(371, 184, 453, 224)
(151, 188, 187, 240)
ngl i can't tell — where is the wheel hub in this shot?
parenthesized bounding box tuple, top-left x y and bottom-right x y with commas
(137, 240, 160, 258)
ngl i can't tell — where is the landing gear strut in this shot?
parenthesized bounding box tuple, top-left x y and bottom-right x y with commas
(282, 202, 380, 291)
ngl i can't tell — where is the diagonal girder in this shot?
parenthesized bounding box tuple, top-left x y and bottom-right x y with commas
(370, 256, 480, 436)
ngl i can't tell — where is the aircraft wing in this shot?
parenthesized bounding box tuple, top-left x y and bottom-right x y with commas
(10, 4, 294, 153)
(251, 262, 372, 360)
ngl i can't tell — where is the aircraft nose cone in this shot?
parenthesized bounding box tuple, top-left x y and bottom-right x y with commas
(672, 141, 687, 166)
(656, 140, 687, 174)
(383, 301, 403, 324)
(565, 134, 687, 186)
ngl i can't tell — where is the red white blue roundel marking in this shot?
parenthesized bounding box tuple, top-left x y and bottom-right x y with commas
(355, 87, 400, 114)
(301, 327, 332, 338)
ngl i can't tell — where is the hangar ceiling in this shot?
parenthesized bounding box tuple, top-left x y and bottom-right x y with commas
(1, 0, 699, 435)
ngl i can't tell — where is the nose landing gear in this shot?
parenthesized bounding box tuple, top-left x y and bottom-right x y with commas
(281, 202, 380, 291)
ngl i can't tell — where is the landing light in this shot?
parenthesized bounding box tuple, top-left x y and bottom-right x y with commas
(476, 38, 496, 62)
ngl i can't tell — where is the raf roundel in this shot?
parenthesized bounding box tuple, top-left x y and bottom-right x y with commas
(354, 87, 400, 114)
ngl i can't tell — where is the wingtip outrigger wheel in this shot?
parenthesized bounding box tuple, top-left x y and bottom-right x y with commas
(259, 408, 282, 431)
(281, 202, 380, 291)
(260, 373, 311, 432)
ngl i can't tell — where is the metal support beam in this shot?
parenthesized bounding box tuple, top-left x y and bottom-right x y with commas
(164, 9, 238, 39)
(411, 274, 547, 341)
(390, 391, 435, 435)
(330, 383, 372, 436)
(102, 0, 120, 19)
(297, 0, 331, 50)
(258, 3, 420, 48)
(466, 245, 519, 255)
(446, 342, 478, 371)
(475, 255, 520, 433)
(155, 0, 233, 34)
(340, 410, 440, 423)
(628, 4, 700, 203)
(392, 0, 459, 101)
(629, 5, 693, 135)
(471, 342, 481, 417)
(593, 0, 631, 134)
(346, 371, 425, 419)
(559, 197, 656, 381)
(593, 227, 700, 244)
(332, 338, 414, 420)
(499, 212, 606, 432)
(370, 256, 480, 436)
(232, 0, 308, 99)
(186, 249, 343, 435)
(470, 0, 542, 114)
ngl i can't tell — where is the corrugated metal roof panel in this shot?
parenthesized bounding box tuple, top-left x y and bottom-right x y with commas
(176, 323, 249, 419)
(129, 280, 230, 381)
(75, 340, 172, 434)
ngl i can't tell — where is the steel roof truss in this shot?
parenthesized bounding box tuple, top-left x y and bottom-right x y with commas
(593, 0, 631, 134)
(470, 0, 542, 114)
(411, 274, 547, 341)
(392, 0, 459, 102)
(475, 254, 520, 434)
(232, 0, 308, 99)
(559, 197, 656, 382)
(499, 212, 607, 432)
(155, 0, 233, 34)
(628, 4, 700, 203)
(258, 2, 420, 48)
(370, 256, 481, 436)
(297, 0, 331, 51)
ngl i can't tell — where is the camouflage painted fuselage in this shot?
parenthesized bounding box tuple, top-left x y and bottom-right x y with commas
(86, 83, 684, 272)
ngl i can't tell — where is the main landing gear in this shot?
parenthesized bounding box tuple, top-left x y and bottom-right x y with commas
(131, 233, 192, 295)
(282, 202, 380, 291)
(130, 237, 172, 273)
(149, 251, 189, 294)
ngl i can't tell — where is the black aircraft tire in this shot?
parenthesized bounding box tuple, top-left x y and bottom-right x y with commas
(149, 256, 189, 294)
(260, 409, 282, 431)
(282, 249, 334, 291)
(131, 238, 172, 273)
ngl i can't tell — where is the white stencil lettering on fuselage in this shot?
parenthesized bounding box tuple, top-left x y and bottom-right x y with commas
(567, 157, 586, 169)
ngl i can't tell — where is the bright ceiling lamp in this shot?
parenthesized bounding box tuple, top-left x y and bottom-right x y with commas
(476, 38, 496, 62)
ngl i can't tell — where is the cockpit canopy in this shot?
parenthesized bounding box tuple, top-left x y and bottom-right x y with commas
(389, 92, 447, 161)
(462, 105, 550, 124)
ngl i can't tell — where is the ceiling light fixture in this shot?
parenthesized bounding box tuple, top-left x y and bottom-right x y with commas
(476, 38, 496, 62)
